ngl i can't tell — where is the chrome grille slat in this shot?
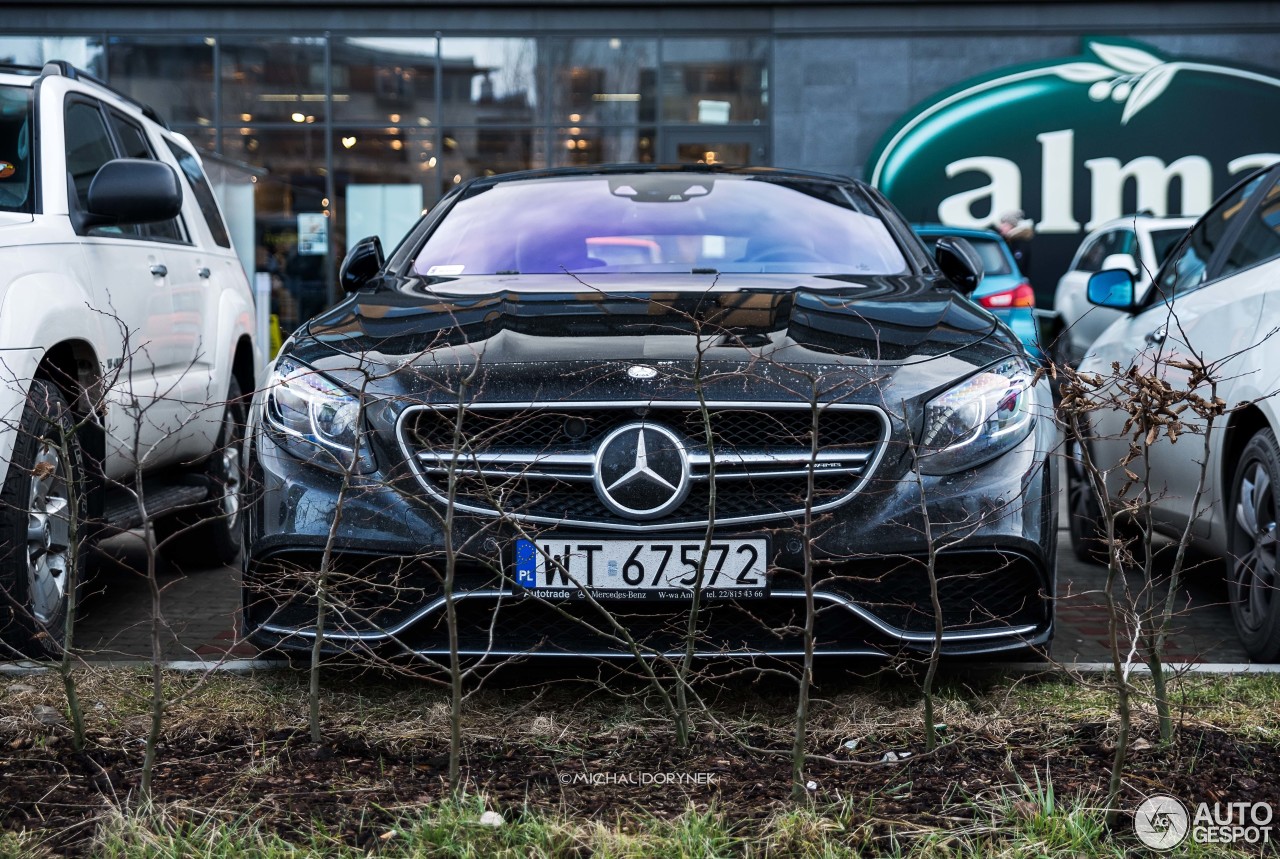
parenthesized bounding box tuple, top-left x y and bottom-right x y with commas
(415, 448, 872, 480)
(396, 401, 890, 532)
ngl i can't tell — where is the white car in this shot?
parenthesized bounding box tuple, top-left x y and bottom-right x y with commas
(1052, 214, 1195, 366)
(0, 62, 259, 655)
(1070, 162, 1280, 660)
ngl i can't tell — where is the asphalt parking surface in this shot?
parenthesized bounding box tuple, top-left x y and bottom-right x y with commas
(71, 474, 1250, 665)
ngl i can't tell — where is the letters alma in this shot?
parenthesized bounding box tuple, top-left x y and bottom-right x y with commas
(938, 128, 1280, 234)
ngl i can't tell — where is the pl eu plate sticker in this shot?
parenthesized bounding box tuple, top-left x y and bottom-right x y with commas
(515, 540, 537, 588)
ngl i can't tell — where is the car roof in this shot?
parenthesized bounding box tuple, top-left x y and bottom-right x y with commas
(1089, 214, 1198, 233)
(0, 71, 36, 87)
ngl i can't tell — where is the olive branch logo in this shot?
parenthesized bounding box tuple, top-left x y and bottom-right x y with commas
(1052, 41, 1176, 124)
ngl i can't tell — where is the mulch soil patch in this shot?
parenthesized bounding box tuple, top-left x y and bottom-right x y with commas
(1, 717, 1276, 855)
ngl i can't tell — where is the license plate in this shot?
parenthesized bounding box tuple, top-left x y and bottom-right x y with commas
(514, 538, 767, 599)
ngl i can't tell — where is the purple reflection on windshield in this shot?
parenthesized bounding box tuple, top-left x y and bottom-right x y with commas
(412, 174, 907, 279)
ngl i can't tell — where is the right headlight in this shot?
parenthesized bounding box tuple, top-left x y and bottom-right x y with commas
(918, 356, 1035, 475)
(263, 357, 376, 474)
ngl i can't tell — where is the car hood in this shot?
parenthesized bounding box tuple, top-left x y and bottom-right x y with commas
(287, 272, 1016, 405)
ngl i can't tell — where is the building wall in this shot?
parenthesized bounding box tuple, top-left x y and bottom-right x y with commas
(4, 1, 1277, 305)
(10, 3, 1276, 181)
(766, 0, 1279, 174)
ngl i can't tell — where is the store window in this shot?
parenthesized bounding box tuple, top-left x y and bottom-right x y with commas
(438, 127, 546, 196)
(551, 126, 654, 167)
(661, 38, 768, 124)
(545, 37, 656, 125)
(221, 37, 327, 125)
(333, 126, 437, 262)
(108, 35, 214, 127)
(89, 29, 772, 315)
(332, 37, 437, 126)
(177, 127, 218, 152)
(438, 38, 538, 125)
(0, 36, 104, 76)
(222, 127, 329, 323)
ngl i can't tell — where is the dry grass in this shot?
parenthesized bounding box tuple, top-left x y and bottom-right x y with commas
(0, 667, 1275, 857)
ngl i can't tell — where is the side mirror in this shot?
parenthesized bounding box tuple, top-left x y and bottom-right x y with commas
(84, 158, 182, 226)
(339, 235, 385, 294)
(1100, 253, 1140, 276)
(934, 236, 985, 294)
(1087, 268, 1137, 310)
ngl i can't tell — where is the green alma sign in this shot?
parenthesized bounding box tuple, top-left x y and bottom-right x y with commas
(866, 38, 1280, 297)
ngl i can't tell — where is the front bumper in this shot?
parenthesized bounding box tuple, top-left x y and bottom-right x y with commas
(243, 403, 1057, 660)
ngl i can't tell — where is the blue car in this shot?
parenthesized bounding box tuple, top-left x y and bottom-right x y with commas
(913, 225, 1043, 362)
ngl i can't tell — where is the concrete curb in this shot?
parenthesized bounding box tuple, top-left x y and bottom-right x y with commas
(3, 659, 1276, 675)
(983, 661, 1277, 674)
(0, 659, 290, 675)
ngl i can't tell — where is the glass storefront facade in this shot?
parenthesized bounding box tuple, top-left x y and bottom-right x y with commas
(4, 2, 1275, 326)
(2, 32, 769, 316)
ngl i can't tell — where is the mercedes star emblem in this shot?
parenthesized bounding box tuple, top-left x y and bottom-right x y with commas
(593, 423, 690, 519)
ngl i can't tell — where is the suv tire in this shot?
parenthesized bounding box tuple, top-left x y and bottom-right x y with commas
(0, 380, 88, 657)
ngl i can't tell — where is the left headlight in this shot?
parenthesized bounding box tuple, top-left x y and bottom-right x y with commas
(263, 357, 376, 474)
(918, 356, 1035, 475)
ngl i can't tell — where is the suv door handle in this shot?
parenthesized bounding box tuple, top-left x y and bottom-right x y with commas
(197, 267, 211, 279)
(1144, 326, 1167, 345)
(149, 264, 168, 278)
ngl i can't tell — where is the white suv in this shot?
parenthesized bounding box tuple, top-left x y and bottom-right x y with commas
(1051, 214, 1195, 366)
(0, 62, 259, 655)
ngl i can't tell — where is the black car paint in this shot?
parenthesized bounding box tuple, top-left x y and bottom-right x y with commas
(245, 169, 1056, 659)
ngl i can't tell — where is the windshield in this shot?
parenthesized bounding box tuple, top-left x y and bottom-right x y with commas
(412, 174, 908, 277)
(0, 85, 33, 213)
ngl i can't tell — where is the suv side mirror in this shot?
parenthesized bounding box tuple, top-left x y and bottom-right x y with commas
(85, 159, 183, 226)
(934, 236, 984, 294)
(1087, 268, 1138, 310)
(339, 235, 385, 294)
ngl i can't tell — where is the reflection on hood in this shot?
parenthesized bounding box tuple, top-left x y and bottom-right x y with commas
(297, 273, 999, 371)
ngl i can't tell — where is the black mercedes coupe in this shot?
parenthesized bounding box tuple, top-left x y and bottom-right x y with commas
(244, 166, 1056, 660)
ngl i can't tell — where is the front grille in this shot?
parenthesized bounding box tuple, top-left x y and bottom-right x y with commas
(397, 401, 888, 530)
(407, 406, 884, 453)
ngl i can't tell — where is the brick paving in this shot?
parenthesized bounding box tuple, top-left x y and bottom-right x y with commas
(1054, 547, 1247, 664)
(75, 532, 251, 662)
(70, 498, 1250, 665)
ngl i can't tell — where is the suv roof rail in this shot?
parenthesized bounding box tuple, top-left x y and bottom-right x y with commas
(36, 60, 169, 129)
